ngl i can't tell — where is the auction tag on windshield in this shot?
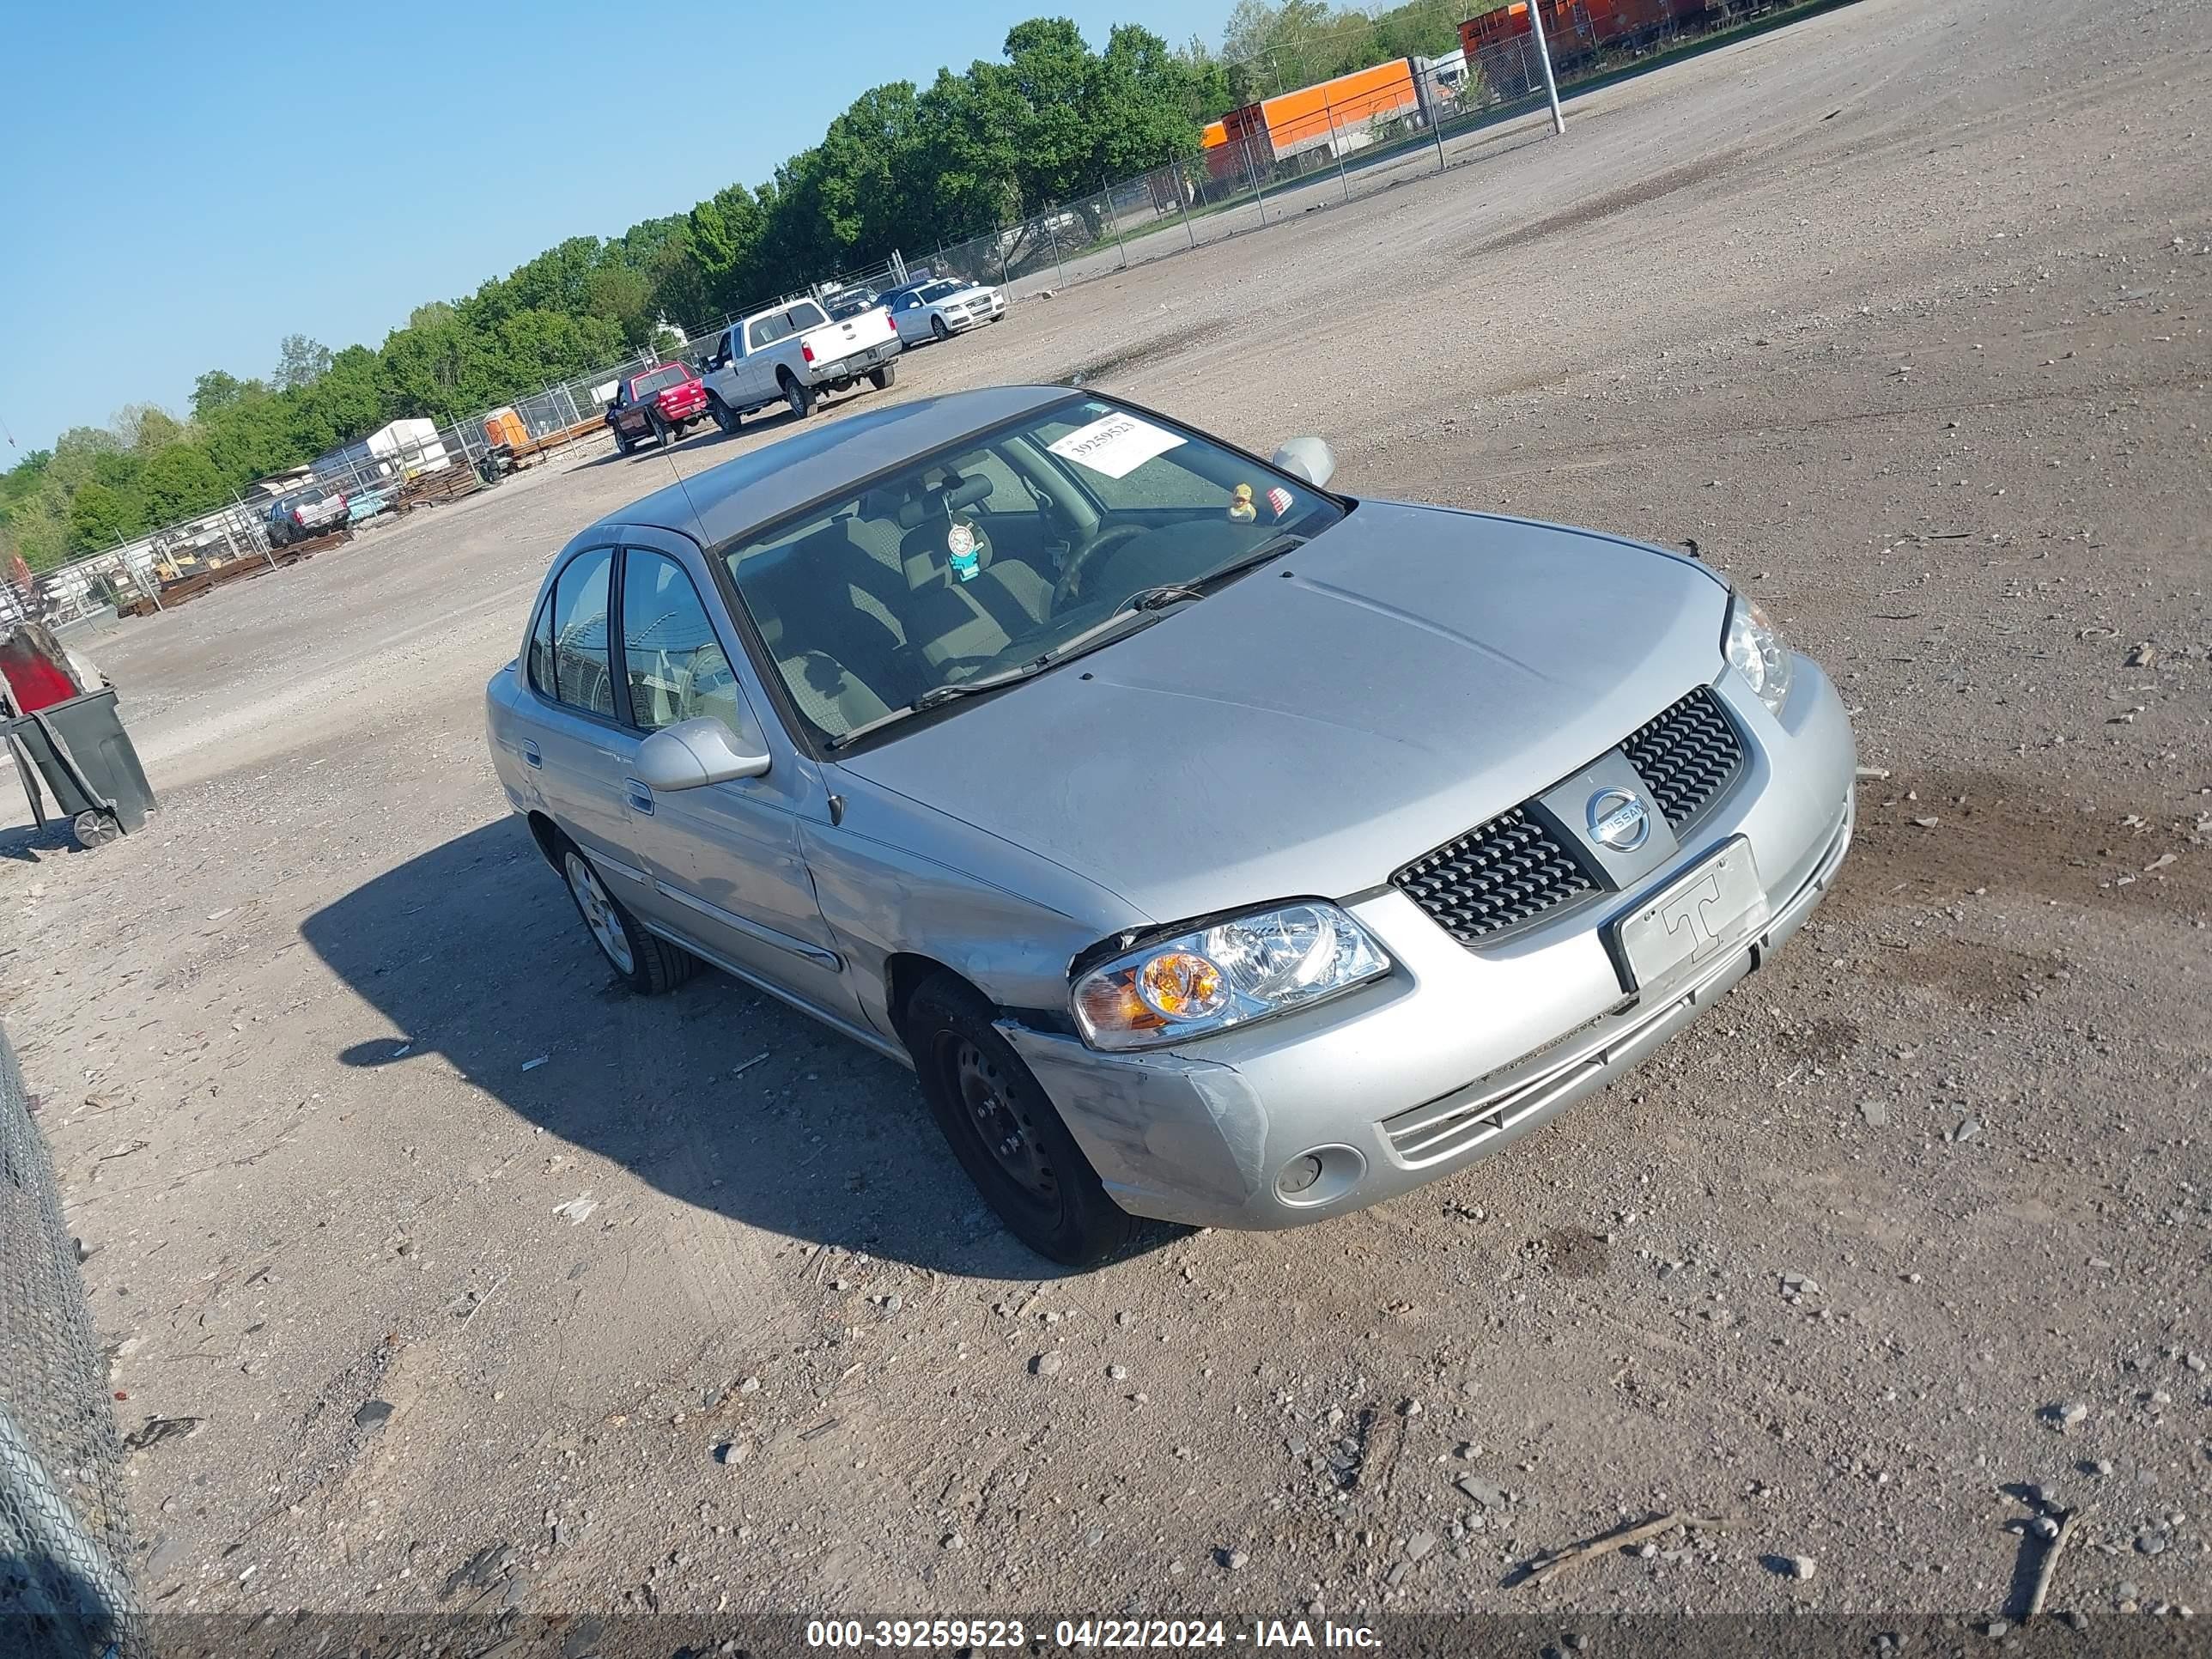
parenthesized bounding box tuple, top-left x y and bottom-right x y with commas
(1048, 412, 1185, 480)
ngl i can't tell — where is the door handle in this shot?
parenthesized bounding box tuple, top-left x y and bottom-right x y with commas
(520, 740, 542, 769)
(625, 780, 654, 817)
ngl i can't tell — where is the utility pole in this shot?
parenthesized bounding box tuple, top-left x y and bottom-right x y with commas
(1528, 0, 1566, 136)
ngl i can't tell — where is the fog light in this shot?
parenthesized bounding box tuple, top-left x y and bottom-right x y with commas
(1279, 1154, 1325, 1195)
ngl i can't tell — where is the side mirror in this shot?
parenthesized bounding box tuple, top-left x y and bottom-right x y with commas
(1271, 435, 1337, 489)
(635, 716, 771, 791)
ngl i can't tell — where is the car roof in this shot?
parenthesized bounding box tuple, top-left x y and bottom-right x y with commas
(599, 385, 1083, 549)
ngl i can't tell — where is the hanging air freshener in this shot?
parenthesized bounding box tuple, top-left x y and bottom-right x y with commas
(947, 520, 981, 581)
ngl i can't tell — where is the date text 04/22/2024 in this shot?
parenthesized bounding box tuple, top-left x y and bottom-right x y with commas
(803, 1618, 1382, 1649)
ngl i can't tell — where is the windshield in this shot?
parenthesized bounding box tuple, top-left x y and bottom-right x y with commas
(631, 366, 690, 397)
(915, 281, 963, 301)
(720, 396, 1344, 746)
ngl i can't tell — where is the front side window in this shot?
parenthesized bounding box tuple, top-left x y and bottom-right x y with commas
(526, 594, 556, 693)
(720, 395, 1342, 746)
(620, 550, 743, 733)
(549, 548, 616, 717)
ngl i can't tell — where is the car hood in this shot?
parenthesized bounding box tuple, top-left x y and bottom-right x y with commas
(836, 501, 1734, 926)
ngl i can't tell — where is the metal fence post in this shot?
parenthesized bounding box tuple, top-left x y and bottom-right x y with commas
(1327, 91, 1351, 202)
(1042, 215, 1067, 286)
(1529, 0, 1567, 135)
(1102, 176, 1128, 270)
(1242, 137, 1268, 224)
(1429, 62, 1449, 173)
(1177, 161, 1198, 250)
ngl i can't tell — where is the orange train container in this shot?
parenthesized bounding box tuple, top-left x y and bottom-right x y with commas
(1460, 0, 1714, 64)
(1258, 58, 1424, 161)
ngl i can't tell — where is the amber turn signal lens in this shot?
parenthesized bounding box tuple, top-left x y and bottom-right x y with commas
(1137, 951, 1226, 1019)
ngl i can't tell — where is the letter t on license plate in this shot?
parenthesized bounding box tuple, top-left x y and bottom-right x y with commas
(1613, 838, 1769, 996)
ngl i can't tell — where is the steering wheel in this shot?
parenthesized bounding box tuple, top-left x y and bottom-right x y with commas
(1053, 523, 1151, 613)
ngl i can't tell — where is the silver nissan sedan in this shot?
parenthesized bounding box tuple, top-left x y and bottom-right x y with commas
(484, 386, 1855, 1266)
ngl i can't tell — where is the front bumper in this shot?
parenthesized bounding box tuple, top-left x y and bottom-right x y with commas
(1002, 659, 1856, 1231)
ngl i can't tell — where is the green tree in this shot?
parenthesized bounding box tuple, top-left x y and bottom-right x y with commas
(191, 370, 267, 422)
(585, 263, 656, 345)
(137, 444, 230, 523)
(275, 333, 333, 391)
(65, 479, 142, 553)
(113, 403, 188, 452)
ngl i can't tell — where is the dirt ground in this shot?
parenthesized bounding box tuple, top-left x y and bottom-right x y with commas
(6, 0, 2210, 1637)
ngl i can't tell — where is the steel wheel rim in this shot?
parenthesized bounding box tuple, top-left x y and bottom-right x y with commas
(947, 1036, 1059, 1215)
(787, 383, 805, 416)
(565, 852, 634, 975)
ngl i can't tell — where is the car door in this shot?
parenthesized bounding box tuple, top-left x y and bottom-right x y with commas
(737, 315, 781, 407)
(611, 533, 862, 1026)
(890, 293, 921, 343)
(525, 545, 652, 899)
(702, 329, 738, 409)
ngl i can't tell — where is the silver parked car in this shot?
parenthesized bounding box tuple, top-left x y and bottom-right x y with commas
(483, 386, 1854, 1266)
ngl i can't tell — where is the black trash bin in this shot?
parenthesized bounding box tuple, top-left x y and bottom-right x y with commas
(4, 687, 157, 848)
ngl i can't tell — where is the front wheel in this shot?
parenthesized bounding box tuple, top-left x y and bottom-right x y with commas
(869, 362, 896, 391)
(560, 842, 693, 994)
(902, 974, 1134, 1267)
(930, 315, 951, 343)
(784, 376, 815, 419)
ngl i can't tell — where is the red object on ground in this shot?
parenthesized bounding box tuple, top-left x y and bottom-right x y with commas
(0, 624, 84, 714)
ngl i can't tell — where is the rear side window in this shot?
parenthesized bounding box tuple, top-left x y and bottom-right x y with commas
(549, 549, 616, 717)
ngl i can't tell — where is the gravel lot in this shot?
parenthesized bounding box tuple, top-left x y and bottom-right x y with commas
(6, 0, 2209, 1634)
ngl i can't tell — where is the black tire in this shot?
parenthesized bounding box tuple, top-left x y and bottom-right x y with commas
(783, 374, 815, 419)
(902, 973, 1134, 1267)
(869, 362, 896, 391)
(653, 413, 676, 450)
(556, 837, 693, 995)
(930, 315, 951, 343)
(710, 396, 738, 434)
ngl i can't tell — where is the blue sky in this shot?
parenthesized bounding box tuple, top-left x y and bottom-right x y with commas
(0, 1, 1235, 456)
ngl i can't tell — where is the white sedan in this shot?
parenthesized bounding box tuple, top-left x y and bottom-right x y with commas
(888, 279, 1006, 344)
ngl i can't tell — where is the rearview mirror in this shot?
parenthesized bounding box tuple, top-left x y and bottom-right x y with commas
(635, 716, 771, 791)
(1272, 435, 1337, 489)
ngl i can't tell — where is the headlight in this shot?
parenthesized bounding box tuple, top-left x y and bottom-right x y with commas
(1724, 592, 1795, 714)
(1072, 902, 1389, 1052)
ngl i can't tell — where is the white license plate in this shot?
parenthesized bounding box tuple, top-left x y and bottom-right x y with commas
(1614, 838, 1769, 994)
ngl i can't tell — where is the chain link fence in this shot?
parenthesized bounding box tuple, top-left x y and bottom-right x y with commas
(20, 0, 1829, 633)
(1, 1024, 141, 1659)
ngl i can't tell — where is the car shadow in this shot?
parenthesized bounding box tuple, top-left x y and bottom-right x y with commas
(301, 818, 1076, 1279)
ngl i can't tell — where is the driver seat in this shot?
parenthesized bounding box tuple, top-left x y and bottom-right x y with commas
(896, 475, 1054, 640)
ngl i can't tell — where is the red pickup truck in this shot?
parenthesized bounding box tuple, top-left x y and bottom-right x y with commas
(605, 362, 710, 454)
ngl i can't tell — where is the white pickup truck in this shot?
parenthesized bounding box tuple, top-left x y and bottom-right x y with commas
(699, 298, 901, 429)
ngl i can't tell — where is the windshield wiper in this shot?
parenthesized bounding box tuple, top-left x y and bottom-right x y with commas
(1192, 532, 1308, 592)
(823, 607, 1174, 750)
